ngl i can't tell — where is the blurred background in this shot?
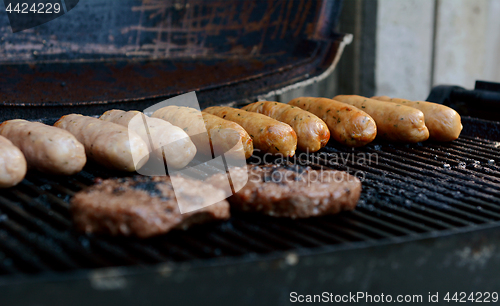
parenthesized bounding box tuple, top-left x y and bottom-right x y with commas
(281, 0, 500, 102)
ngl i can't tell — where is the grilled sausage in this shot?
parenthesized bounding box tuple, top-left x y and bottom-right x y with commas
(333, 95, 430, 143)
(288, 97, 377, 147)
(0, 120, 86, 175)
(100, 110, 196, 169)
(372, 95, 391, 100)
(54, 114, 149, 172)
(152, 106, 253, 159)
(372, 96, 462, 141)
(242, 101, 330, 152)
(0, 136, 27, 188)
(203, 106, 297, 157)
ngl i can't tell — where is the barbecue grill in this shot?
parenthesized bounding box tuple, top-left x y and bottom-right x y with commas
(1, 1, 500, 305)
(1, 116, 500, 305)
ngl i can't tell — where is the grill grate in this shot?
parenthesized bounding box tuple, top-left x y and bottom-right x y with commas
(0, 122, 499, 276)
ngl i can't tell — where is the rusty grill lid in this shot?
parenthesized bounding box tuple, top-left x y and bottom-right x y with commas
(0, 0, 347, 120)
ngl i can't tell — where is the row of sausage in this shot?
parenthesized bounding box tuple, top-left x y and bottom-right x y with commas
(0, 95, 462, 188)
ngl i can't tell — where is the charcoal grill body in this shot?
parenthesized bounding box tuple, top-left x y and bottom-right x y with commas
(1, 117, 499, 306)
(2, 1, 500, 305)
(4, 222, 500, 305)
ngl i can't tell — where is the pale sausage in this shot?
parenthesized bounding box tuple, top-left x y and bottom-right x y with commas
(0, 135, 27, 188)
(0, 120, 86, 175)
(54, 114, 148, 172)
(100, 110, 196, 169)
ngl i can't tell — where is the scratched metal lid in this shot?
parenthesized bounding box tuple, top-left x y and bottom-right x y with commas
(0, 0, 349, 120)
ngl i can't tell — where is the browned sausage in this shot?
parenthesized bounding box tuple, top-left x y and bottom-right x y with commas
(288, 97, 377, 147)
(203, 106, 297, 157)
(372, 96, 462, 141)
(333, 95, 429, 143)
(152, 106, 253, 159)
(242, 101, 330, 152)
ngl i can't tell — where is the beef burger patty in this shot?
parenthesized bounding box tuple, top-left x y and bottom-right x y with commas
(208, 164, 361, 218)
(71, 175, 230, 238)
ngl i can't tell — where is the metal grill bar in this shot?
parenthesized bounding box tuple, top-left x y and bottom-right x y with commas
(0, 133, 499, 276)
(310, 218, 377, 241)
(300, 155, 480, 226)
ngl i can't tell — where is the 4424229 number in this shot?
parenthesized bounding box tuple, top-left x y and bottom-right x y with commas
(443, 292, 498, 303)
(5, 2, 62, 14)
